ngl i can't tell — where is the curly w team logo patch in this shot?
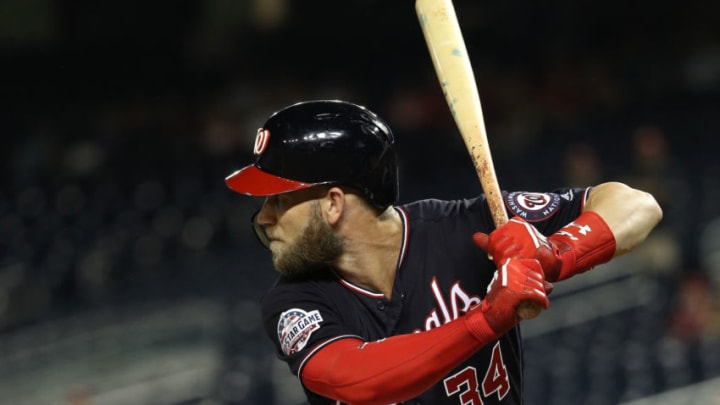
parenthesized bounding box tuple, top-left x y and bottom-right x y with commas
(505, 192, 561, 222)
(277, 309, 324, 355)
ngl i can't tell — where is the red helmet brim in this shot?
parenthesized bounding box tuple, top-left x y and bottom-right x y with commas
(225, 165, 314, 196)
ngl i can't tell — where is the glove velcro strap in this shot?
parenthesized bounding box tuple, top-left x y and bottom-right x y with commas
(465, 305, 505, 342)
(548, 211, 616, 281)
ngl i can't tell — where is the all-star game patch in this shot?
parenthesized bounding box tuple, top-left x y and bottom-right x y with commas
(505, 191, 562, 222)
(277, 308, 324, 356)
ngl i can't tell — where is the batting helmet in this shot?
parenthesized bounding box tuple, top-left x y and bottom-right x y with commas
(225, 100, 399, 209)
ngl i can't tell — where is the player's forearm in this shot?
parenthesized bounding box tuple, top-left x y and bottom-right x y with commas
(301, 315, 500, 405)
(584, 182, 663, 257)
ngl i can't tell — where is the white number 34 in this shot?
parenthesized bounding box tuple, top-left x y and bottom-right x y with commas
(443, 342, 510, 404)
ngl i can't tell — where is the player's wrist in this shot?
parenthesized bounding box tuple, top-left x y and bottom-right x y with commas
(548, 211, 616, 281)
(465, 306, 505, 342)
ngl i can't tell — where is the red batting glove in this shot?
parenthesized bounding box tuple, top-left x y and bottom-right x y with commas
(465, 258, 550, 337)
(473, 212, 617, 282)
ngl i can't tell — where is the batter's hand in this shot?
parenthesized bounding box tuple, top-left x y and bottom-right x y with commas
(473, 217, 563, 281)
(473, 213, 617, 282)
(467, 258, 550, 336)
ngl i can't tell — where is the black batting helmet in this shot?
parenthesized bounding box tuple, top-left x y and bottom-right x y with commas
(225, 100, 399, 209)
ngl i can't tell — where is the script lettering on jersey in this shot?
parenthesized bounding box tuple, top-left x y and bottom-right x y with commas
(422, 277, 482, 331)
(418, 279, 513, 404)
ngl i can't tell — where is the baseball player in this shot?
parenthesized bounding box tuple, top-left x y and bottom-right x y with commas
(225, 100, 662, 404)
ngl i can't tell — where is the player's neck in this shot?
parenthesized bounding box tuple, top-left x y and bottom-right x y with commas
(333, 207, 402, 299)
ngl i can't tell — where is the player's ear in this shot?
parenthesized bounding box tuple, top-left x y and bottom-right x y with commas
(323, 186, 345, 226)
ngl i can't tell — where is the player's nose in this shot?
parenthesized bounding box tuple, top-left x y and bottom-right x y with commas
(256, 196, 277, 226)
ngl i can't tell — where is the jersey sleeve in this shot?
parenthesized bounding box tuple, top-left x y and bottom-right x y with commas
(260, 276, 362, 378)
(402, 186, 590, 246)
(501, 187, 591, 234)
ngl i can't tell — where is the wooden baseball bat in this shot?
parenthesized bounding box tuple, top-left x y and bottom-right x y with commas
(415, 0, 541, 320)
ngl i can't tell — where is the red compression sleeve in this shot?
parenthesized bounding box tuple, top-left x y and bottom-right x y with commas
(302, 314, 499, 405)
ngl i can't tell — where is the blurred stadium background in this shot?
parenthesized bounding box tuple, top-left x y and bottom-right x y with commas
(1, 0, 719, 404)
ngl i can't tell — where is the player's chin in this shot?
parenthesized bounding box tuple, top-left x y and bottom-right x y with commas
(268, 240, 286, 255)
(270, 250, 284, 267)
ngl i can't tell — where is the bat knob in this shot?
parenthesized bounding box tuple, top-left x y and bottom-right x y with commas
(517, 300, 542, 320)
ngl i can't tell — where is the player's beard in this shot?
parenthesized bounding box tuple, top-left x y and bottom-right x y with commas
(272, 201, 344, 279)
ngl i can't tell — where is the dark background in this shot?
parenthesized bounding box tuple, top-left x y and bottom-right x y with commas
(1, 0, 719, 404)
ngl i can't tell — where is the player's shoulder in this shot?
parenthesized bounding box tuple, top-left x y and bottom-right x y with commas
(260, 269, 345, 315)
(263, 269, 338, 300)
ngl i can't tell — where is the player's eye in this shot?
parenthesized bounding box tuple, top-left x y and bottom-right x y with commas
(276, 193, 296, 212)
